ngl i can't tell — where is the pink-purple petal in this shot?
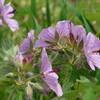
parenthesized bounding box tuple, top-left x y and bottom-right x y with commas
(56, 21, 71, 38)
(72, 25, 86, 45)
(28, 30, 34, 41)
(0, 0, 19, 31)
(5, 3, 14, 18)
(40, 48, 52, 72)
(38, 27, 55, 41)
(19, 38, 31, 54)
(40, 48, 63, 96)
(19, 30, 34, 54)
(4, 18, 19, 31)
(83, 33, 100, 70)
(43, 73, 63, 97)
(0, 0, 5, 5)
(34, 40, 51, 48)
(0, 19, 2, 26)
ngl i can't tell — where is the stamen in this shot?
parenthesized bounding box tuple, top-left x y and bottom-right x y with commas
(42, 68, 60, 77)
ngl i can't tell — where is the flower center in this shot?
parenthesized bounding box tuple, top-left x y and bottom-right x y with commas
(7, 9, 16, 15)
(43, 68, 60, 77)
(88, 50, 100, 55)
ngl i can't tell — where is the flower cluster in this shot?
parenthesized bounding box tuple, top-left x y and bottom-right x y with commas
(35, 20, 100, 71)
(14, 21, 100, 97)
(1, 0, 100, 98)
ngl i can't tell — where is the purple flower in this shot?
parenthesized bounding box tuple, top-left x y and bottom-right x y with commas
(0, 0, 19, 31)
(14, 54, 24, 67)
(40, 48, 63, 97)
(83, 33, 100, 70)
(34, 20, 86, 48)
(0, 19, 2, 26)
(66, 22, 86, 46)
(35, 21, 70, 48)
(15, 54, 34, 68)
(19, 30, 34, 54)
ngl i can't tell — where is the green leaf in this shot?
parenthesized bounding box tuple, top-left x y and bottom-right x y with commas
(78, 68, 95, 82)
(52, 97, 66, 100)
(82, 88, 98, 100)
(15, 91, 24, 100)
(96, 70, 100, 83)
(0, 65, 17, 75)
(62, 90, 79, 99)
(62, 65, 79, 92)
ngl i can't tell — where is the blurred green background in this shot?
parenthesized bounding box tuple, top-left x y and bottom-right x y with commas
(0, 0, 100, 44)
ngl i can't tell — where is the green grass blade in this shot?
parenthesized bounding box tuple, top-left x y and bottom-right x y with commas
(0, 29, 3, 47)
(31, 0, 37, 17)
(67, 2, 96, 33)
(60, 0, 67, 20)
(82, 14, 96, 33)
(32, 15, 42, 32)
(46, 0, 51, 26)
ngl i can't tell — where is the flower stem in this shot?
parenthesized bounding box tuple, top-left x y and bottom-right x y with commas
(51, 52, 59, 63)
(58, 97, 61, 100)
(40, 94, 43, 100)
(57, 43, 70, 60)
(28, 74, 41, 80)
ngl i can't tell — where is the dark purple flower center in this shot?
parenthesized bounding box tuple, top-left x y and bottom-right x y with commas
(23, 54, 34, 65)
(92, 50, 100, 54)
(7, 9, 16, 15)
(48, 68, 60, 74)
(42, 68, 60, 78)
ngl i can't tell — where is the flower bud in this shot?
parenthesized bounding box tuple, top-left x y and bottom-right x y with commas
(14, 54, 24, 67)
(14, 54, 34, 71)
(25, 86, 33, 100)
(22, 54, 34, 71)
(32, 83, 43, 90)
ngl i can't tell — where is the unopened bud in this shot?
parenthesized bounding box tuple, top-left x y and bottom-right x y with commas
(14, 54, 24, 67)
(31, 83, 43, 90)
(25, 86, 33, 100)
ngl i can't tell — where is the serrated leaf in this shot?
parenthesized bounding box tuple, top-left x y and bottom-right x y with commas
(78, 68, 95, 82)
(62, 65, 79, 92)
(0, 66, 17, 75)
(82, 88, 98, 100)
(62, 90, 79, 99)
